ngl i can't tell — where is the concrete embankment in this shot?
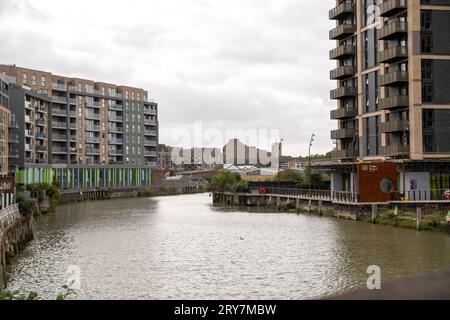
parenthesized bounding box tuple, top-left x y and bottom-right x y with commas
(0, 211, 35, 290)
(213, 192, 450, 232)
(59, 186, 207, 204)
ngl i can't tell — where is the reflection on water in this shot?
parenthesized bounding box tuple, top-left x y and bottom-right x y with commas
(6, 193, 450, 299)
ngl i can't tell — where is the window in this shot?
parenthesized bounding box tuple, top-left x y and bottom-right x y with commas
(423, 134, 434, 153)
(22, 73, 27, 84)
(32, 75, 37, 86)
(422, 84, 433, 103)
(421, 60, 432, 80)
(423, 109, 433, 129)
(41, 76, 46, 87)
(421, 34, 433, 53)
(421, 11, 432, 31)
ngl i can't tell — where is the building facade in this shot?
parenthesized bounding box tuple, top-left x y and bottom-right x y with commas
(0, 65, 158, 190)
(329, 0, 450, 201)
(0, 73, 17, 177)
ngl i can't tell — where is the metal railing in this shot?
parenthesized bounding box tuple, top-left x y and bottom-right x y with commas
(0, 204, 20, 230)
(248, 187, 359, 203)
(404, 189, 450, 202)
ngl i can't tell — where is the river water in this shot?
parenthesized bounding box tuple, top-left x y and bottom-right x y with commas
(6, 193, 450, 299)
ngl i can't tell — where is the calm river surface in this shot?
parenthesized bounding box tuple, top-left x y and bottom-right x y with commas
(6, 193, 450, 299)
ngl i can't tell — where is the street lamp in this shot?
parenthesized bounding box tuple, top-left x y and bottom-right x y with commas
(308, 133, 315, 193)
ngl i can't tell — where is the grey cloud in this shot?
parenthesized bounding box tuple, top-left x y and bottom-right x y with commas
(0, 0, 337, 155)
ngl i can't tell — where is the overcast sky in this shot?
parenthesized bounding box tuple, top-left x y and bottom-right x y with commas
(0, 0, 336, 156)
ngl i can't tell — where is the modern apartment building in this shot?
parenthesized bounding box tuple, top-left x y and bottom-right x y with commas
(0, 73, 18, 176)
(328, 0, 450, 202)
(0, 65, 157, 190)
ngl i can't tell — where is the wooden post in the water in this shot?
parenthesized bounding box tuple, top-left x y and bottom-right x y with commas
(296, 198, 300, 211)
(372, 204, 378, 223)
(318, 200, 323, 215)
(308, 199, 312, 213)
(276, 196, 281, 209)
(416, 207, 422, 230)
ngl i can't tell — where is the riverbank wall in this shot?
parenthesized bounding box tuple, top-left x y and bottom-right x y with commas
(0, 208, 34, 290)
(59, 185, 208, 204)
(213, 192, 450, 232)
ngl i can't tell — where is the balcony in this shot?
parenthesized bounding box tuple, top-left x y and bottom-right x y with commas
(330, 86, 356, 99)
(108, 116, 123, 122)
(69, 123, 77, 130)
(108, 149, 124, 156)
(35, 145, 47, 153)
(8, 134, 19, 143)
(25, 115, 32, 123)
(144, 119, 157, 125)
(108, 126, 123, 133)
(144, 151, 158, 157)
(86, 137, 102, 144)
(329, 2, 354, 20)
(52, 109, 68, 116)
(86, 148, 101, 155)
(36, 105, 46, 113)
(330, 107, 357, 120)
(69, 111, 77, 118)
(330, 66, 356, 80)
(36, 132, 46, 140)
(378, 21, 408, 40)
(143, 107, 157, 115)
(25, 144, 34, 152)
(8, 149, 18, 158)
(108, 138, 123, 145)
(144, 141, 157, 147)
(109, 104, 123, 111)
(378, 46, 408, 64)
(381, 119, 409, 133)
(86, 101, 101, 108)
(380, 95, 409, 110)
(335, 149, 357, 160)
(25, 129, 34, 137)
(329, 24, 356, 40)
(86, 113, 101, 120)
(380, 144, 410, 156)
(52, 147, 68, 154)
(69, 135, 78, 142)
(52, 83, 67, 91)
(144, 130, 158, 136)
(52, 134, 67, 141)
(8, 116, 18, 128)
(379, 71, 408, 86)
(331, 128, 356, 140)
(51, 121, 67, 129)
(380, 0, 407, 17)
(69, 98, 78, 105)
(35, 117, 46, 126)
(329, 45, 355, 60)
(52, 96, 67, 104)
(86, 125, 101, 132)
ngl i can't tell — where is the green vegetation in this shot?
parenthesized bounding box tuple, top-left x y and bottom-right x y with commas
(16, 192, 35, 217)
(209, 170, 248, 192)
(0, 285, 76, 300)
(274, 169, 330, 190)
(26, 182, 61, 212)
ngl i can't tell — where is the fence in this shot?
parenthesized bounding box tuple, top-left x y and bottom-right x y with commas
(0, 204, 20, 230)
(405, 189, 450, 202)
(249, 187, 359, 203)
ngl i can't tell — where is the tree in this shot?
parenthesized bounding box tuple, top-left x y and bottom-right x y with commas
(208, 170, 243, 192)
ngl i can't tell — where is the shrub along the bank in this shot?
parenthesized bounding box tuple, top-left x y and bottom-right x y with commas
(26, 182, 61, 211)
(208, 170, 248, 192)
